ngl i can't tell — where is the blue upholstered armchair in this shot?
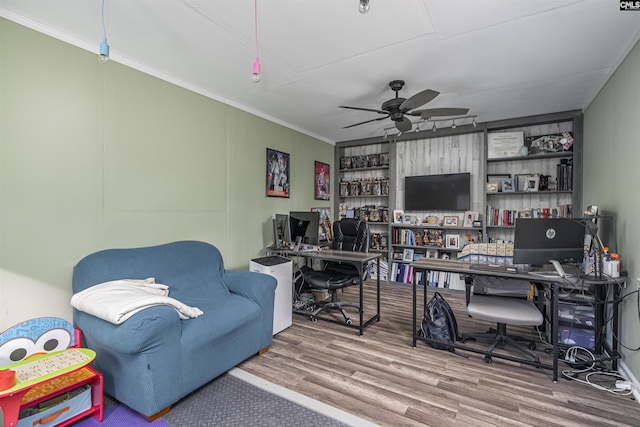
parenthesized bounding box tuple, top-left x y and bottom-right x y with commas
(72, 241, 276, 418)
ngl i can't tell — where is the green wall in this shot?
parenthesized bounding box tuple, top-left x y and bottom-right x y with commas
(0, 18, 333, 327)
(583, 40, 640, 383)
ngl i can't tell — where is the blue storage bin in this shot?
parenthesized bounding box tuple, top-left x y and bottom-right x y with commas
(17, 385, 92, 427)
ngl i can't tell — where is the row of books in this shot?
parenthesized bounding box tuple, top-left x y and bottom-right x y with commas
(389, 262, 464, 290)
(391, 228, 444, 246)
(486, 204, 573, 226)
(557, 161, 573, 191)
(416, 270, 465, 290)
(369, 260, 389, 281)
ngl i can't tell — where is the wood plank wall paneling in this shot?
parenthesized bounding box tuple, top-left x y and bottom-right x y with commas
(395, 132, 484, 215)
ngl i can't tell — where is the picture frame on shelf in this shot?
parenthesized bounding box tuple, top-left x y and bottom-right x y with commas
(266, 148, 290, 198)
(314, 161, 330, 200)
(501, 178, 515, 192)
(445, 234, 460, 249)
(486, 182, 499, 193)
(443, 216, 459, 227)
(487, 174, 511, 185)
(426, 249, 438, 259)
(524, 175, 540, 192)
(403, 249, 415, 262)
(393, 209, 404, 223)
(514, 174, 534, 191)
(463, 211, 479, 228)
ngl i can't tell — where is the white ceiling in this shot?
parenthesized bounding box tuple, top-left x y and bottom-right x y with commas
(2, 0, 639, 144)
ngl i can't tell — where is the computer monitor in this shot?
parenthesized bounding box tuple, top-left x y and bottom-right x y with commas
(513, 218, 585, 265)
(289, 211, 320, 246)
(272, 214, 291, 248)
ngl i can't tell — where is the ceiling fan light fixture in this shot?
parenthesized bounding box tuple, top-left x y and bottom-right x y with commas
(358, 0, 370, 14)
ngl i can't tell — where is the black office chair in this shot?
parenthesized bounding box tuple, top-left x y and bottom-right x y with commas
(303, 218, 370, 325)
(461, 276, 543, 364)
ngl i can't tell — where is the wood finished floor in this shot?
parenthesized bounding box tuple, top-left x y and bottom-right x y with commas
(239, 281, 640, 426)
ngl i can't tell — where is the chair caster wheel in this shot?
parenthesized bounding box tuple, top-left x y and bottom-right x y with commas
(529, 343, 536, 350)
(310, 316, 318, 323)
(484, 356, 492, 364)
(346, 319, 352, 325)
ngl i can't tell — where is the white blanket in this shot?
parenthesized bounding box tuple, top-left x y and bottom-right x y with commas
(71, 278, 203, 325)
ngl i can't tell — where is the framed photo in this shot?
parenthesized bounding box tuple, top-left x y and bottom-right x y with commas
(514, 174, 534, 192)
(487, 174, 510, 184)
(463, 211, 479, 228)
(524, 175, 540, 192)
(486, 182, 499, 193)
(403, 249, 414, 262)
(443, 216, 459, 227)
(426, 249, 439, 259)
(266, 148, 290, 198)
(501, 177, 515, 192)
(314, 161, 330, 200)
(393, 210, 404, 223)
(446, 234, 460, 249)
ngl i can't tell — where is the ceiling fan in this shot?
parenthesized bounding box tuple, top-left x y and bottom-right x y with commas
(340, 80, 470, 132)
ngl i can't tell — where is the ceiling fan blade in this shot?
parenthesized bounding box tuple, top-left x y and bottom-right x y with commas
(410, 107, 470, 118)
(395, 117, 412, 133)
(399, 89, 439, 111)
(342, 115, 390, 129)
(339, 106, 388, 115)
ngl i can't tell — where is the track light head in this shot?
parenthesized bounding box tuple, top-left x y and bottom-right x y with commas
(432, 123, 437, 132)
(451, 120, 457, 129)
(472, 118, 477, 128)
(358, 0, 370, 14)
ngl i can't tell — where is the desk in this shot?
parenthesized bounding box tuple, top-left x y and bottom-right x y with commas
(272, 249, 381, 335)
(410, 258, 625, 382)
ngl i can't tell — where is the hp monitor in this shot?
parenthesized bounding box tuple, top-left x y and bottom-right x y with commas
(513, 218, 585, 265)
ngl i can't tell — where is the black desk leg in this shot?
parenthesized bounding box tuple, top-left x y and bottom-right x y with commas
(552, 282, 559, 382)
(359, 262, 364, 336)
(377, 258, 381, 322)
(412, 268, 417, 348)
(612, 282, 620, 371)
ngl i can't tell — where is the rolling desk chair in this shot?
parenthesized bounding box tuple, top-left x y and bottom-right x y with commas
(303, 218, 370, 325)
(461, 275, 544, 364)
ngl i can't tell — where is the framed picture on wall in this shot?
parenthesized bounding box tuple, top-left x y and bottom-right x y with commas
(266, 148, 290, 198)
(314, 161, 330, 200)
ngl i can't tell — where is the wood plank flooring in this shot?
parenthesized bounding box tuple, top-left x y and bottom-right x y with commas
(239, 282, 640, 426)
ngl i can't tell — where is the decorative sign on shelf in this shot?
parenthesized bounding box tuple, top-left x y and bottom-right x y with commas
(487, 131, 524, 159)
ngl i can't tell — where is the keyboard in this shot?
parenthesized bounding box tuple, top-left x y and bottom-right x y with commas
(469, 264, 517, 273)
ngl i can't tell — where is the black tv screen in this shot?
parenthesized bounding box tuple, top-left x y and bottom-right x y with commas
(404, 173, 471, 211)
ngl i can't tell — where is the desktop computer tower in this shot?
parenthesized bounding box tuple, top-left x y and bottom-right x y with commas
(249, 255, 293, 335)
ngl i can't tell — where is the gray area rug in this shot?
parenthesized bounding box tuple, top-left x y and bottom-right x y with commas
(160, 373, 350, 427)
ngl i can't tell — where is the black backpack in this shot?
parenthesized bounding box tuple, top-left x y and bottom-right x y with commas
(421, 292, 459, 352)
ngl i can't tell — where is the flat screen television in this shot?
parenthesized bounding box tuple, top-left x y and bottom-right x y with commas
(289, 211, 320, 245)
(404, 173, 471, 211)
(513, 218, 585, 265)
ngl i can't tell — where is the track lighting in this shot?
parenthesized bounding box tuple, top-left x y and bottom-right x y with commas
(98, 0, 110, 62)
(358, 0, 370, 14)
(451, 120, 457, 129)
(415, 123, 420, 132)
(432, 123, 437, 132)
(472, 118, 477, 128)
(383, 129, 388, 139)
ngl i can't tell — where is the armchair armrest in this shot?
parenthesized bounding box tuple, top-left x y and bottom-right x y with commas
(224, 271, 277, 310)
(74, 306, 181, 355)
